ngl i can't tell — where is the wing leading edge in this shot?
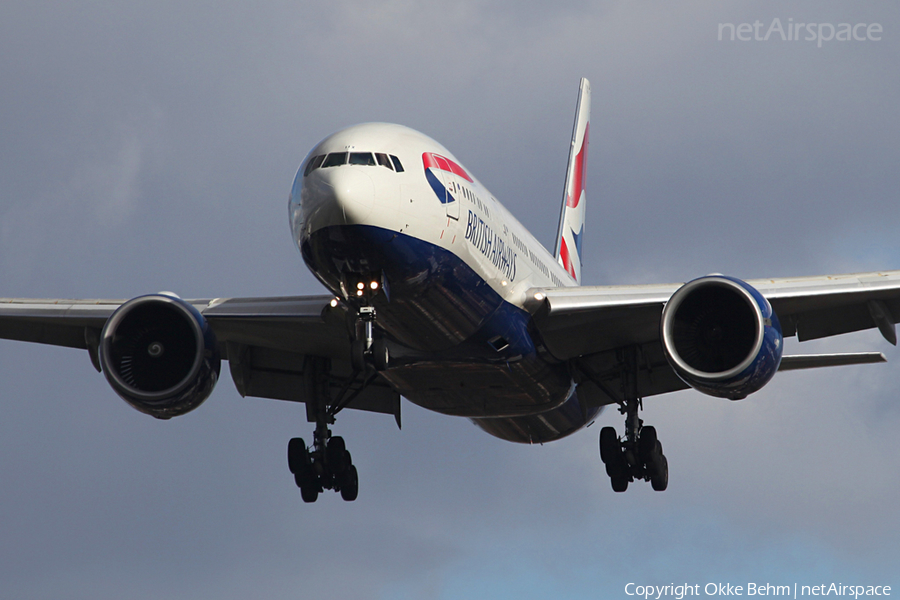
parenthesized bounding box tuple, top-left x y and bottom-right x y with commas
(525, 269, 900, 407)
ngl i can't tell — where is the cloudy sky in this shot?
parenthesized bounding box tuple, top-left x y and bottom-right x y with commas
(1, 1, 899, 598)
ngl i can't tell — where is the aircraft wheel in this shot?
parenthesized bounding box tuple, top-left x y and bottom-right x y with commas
(340, 465, 359, 501)
(300, 483, 319, 503)
(287, 437, 309, 475)
(604, 446, 629, 492)
(326, 436, 349, 475)
(599, 427, 619, 464)
(651, 453, 668, 492)
(293, 454, 315, 489)
(638, 426, 658, 464)
(372, 338, 389, 371)
(611, 472, 629, 493)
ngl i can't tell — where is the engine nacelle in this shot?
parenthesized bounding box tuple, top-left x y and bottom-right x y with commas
(99, 294, 220, 419)
(661, 276, 783, 400)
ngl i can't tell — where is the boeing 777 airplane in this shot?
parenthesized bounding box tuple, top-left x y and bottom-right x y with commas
(1, 78, 898, 500)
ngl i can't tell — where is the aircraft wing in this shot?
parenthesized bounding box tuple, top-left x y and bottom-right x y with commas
(525, 270, 900, 406)
(0, 296, 400, 418)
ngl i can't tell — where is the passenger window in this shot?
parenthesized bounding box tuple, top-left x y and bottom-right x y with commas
(322, 153, 348, 168)
(349, 152, 376, 166)
(390, 155, 404, 172)
(304, 154, 326, 176)
(375, 153, 394, 170)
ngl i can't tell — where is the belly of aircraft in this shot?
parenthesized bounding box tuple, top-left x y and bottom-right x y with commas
(379, 356, 572, 418)
(301, 224, 581, 417)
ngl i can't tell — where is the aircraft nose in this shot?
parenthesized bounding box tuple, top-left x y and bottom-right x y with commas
(318, 168, 375, 224)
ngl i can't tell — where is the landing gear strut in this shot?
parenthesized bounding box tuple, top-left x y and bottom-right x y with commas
(598, 347, 668, 492)
(286, 304, 389, 503)
(351, 306, 388, 372)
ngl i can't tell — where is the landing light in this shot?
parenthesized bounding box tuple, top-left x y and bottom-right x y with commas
(533, 292, 545, 301)
(501, 280, 508, 287)
(370, 281, 379, 290)
(357, 282, 365, 290)
(330, 298, 339, 308)
(356, 290, 363, 297)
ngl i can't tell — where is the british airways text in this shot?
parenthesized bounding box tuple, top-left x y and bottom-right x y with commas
(464, 210, 516, 282)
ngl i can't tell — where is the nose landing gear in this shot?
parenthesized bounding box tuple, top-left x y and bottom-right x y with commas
(350, 306, 388, 372)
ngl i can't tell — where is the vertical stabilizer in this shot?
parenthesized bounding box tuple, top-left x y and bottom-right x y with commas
(554, 78, 591, 285)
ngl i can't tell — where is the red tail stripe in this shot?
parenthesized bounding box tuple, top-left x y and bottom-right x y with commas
(560, 237, 577, 280)
(566, 123, 589, 208)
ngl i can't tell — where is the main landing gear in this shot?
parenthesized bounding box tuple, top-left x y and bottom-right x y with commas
(287, 305, 389, 503)
(598, 347, 668, 492)
(599, 408, 668, 493)
(288, 427, 359, 503)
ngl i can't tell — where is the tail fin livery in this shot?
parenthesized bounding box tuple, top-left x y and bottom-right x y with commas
(554, 78, 591, 285)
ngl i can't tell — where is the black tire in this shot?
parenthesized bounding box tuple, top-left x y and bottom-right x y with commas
(287, 437, 308, 475)
(611, 473, 629, 492)
(605, 461, 619, 478)
(300, 483, 319, 503)
(639, 426, 658, 464)
(340, 464, 359, 501)
(351, 339, 366, 372)
(326, 436, 348, 474)
(372, 338, 389, 371)
(599, 427, 619, 464)
(651, 453, 668, 491)
(294, 468, 310, 489)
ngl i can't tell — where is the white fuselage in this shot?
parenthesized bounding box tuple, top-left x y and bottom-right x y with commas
(288, 123, 592, 443)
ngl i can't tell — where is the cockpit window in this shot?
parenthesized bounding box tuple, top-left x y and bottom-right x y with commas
(322, 152, 348, 168)
(304, 151, 401, 176)
(349, 152, 376, 166)
(375, 153, 393, 170)
(304, 154, 326, 176)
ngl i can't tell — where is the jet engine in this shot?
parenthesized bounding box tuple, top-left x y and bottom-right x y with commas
(99, 294, 220, 419)
(660, 276, 783, 400)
